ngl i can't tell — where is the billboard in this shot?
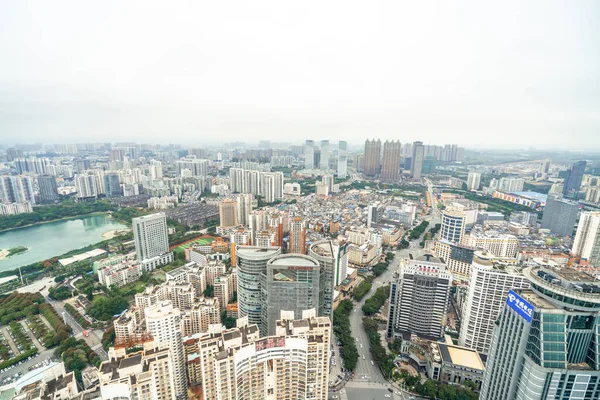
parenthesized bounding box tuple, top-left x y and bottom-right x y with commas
(506, 290, 534, 322)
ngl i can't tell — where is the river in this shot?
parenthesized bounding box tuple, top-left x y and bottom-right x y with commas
(0, 214, 127, 273)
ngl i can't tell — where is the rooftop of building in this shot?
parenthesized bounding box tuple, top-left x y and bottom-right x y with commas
(44, 371, 74, 393)
(119, 354, 142, 369)
(268, 254, 319, 267)
(132, 212, 165, 221)
(437, 343, 485, 371)
(414, 253, 444, 264)
(236, 245, 281, 257)
(510, 191, 548, 202)
(519, 289, 556, 310)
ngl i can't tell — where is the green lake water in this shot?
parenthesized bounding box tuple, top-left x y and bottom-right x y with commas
(0, 214, 126, 273)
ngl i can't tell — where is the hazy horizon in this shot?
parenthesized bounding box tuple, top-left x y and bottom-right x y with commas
(1, 1, 598, 148)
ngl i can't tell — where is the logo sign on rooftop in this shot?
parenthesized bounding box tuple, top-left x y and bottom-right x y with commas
(506, 290, 534, 323)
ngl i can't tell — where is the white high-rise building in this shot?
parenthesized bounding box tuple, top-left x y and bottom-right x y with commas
(320, 140, 329, 170)
(235, 193, 253, 226)
(144, 301, 187, 399)
(458, 251, 529, 355)
(132, 213, 172, 270)
(0, 175, 35, 204)
(497, 177, 525, 193)
(464, 232, 519, 259)
(74, 174, 99, 199)
(184, 312, 330, 400)
(571, 211, 600, 260)
(387, 254, 452, 340)
(149, 160, 163, 180)
(261, 172, 284, 203)
(411, 141, 424, 180)
(229, 167, 245, 193)
(304, 140, 315, 169)
(440, 206, 467, 244)
(337, 141, 347, 178)
(467, 172, 481, 191)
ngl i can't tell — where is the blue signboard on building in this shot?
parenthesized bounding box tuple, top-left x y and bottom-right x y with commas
(506, 290, 534, 322)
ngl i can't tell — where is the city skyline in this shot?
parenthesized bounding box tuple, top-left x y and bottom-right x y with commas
(1, 1, 599, 148)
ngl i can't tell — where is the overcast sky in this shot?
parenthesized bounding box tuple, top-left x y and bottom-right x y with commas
(0, 1, 598, 149)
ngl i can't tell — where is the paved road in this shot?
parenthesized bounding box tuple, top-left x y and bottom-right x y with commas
(1, 326, 19, 355)
(43, 296, 84, 337)
(338, 191, 441, 399)
(42, 296, 108, 361)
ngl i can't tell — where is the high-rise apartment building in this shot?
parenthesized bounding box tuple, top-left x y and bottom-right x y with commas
(541, 195, 579, 236)
(480, 265, 600, 400)
(380, 140, 402, 181)
(319, 140, 329, 170)
(74, 173, 99, 199)
(184, 312, 330, 400)
(387, 254, 452, 340)
(37, 174, 59, 203)
(540, 159, 551, 174)
(571, 211, 600, 259)
(261, 172, 284, 203)
(229, 168, 283, 202)
(467, 172, 481, 191)
(363, 139, 381, 176)
(337, 141, 348, 178)
(458, 251, 529, 355)
(236, 246, 282, 327)
(289, 217, 306, 254)
(144, 301, 187, 399)
(6, 147, 24, 161)
(219, 198, 238, 227)
(0, 175, 35, 204)
(464, 232, 519, 259)
(99, 345, 177, 400)
(367, 204, 378, 228)
(440, 206, 467, 244)
(563, 160, 586, 198)
(497, 177, 525, 193)
(304, 140, 315, 169)
(175, 157, 209, 177)
(411, 141, 424, 180)
(14, 157, 51, 174)
(109, 148, 126, 162)
(104, 173, 122, 197)
(235, 193, 253, 226)
(433, 239, 475, 279)
(260, 254, 321, 335)
(132, 213, 172, 270)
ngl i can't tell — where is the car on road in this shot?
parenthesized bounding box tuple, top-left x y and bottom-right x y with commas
(384, 395, 391, 398)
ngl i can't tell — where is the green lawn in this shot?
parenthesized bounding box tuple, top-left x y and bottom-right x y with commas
(172, 237, 215, 254)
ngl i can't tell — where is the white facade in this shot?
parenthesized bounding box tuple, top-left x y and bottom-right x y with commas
(98, 262, 142, 288)
(144, 301, 187, 399)
(497, 177, 525, 193)
(319, 140, 329, 170)
(440, 206, 466, 244)
(464, 232, 519, 259)
(458, 252, 529, 355)
(132, 213, 170, 262)
(571, 211, 600, 259)
(467, 172, 481, 191)
(337, 141, 348, 178)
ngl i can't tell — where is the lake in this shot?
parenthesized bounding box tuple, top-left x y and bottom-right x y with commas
(0, 214, 127, 273)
